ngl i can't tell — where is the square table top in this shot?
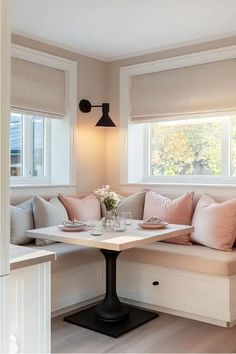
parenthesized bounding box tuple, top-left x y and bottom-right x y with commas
(26, 221, 194, 252)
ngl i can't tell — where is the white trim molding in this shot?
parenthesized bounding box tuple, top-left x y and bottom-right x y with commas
(0, 0, 10, 277)
(120, 45, 236, 186)
(11, 44, 78, 186)
(0, 1, 10, 353)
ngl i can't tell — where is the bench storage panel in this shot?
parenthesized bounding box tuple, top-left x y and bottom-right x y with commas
(118, 260, 236, 327)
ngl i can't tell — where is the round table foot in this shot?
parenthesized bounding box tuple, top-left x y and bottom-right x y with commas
(95, 298, 129, 322)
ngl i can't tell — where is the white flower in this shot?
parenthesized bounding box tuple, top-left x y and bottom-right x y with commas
(94, 186, 120, 211)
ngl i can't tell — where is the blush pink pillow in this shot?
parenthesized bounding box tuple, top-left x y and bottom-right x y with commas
(143, 191, 194, 245)
(59, 194, 101, 221)
(191, 194, 236, 251)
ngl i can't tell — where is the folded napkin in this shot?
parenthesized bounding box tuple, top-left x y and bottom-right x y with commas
(143, 217, 163, 225)
(63, 220, 85, 227)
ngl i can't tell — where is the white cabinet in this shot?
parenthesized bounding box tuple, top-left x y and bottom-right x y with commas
(9, 245, 54, 354)
(9, 262, 51, 354)
(0, 276, 9, 353)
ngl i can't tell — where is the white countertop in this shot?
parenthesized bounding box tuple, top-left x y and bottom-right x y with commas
(10, 244, 56, 271)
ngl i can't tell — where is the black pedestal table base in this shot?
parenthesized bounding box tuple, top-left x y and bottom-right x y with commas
(64, 249, 159, 338)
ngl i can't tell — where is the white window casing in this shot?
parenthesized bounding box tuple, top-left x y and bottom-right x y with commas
(10, 45, 78, 187)
(120, 45, 236, 186)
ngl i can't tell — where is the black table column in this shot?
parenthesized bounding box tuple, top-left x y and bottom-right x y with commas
(64, 248, 158, 338)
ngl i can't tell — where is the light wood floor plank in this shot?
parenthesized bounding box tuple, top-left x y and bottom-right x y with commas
(52, 312, 236, 353)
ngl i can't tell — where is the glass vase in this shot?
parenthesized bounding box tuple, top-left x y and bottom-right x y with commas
(103, 209, 116, 231)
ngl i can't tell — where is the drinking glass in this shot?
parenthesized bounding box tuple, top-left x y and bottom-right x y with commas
(112, 217, 126, 232)
(90, 220, 103, 236)
(119, 212, 132, 225)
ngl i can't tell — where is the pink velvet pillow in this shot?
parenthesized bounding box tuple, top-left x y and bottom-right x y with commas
(143, 191, 194, 244)
(59, 194, 101, 221)
(191, 194, 236, 251)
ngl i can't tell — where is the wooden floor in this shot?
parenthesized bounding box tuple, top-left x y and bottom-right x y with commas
(52, 311, 236, 353)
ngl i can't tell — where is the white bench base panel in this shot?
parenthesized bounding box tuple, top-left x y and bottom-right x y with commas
(51, 261, 105, 313)
(118, 261, 236, 327)
(50, 259, 236, 328)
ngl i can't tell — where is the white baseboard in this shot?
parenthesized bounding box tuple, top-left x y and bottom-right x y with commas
(121, 297, 229, 327)
(52, 295, 230, 328)
(52, 289, 104, 313)
(51, 295, 104, 318)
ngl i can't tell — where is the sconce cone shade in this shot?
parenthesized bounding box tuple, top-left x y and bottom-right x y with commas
(96, 114, 116, 127)
(79, 99, 116, 127)
(96, 103, 116, 127)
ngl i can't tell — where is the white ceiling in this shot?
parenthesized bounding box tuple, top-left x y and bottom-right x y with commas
(11, 0, 236, 61)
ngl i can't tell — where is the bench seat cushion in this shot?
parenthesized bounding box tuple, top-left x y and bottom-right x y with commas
(27, 243, 103, 272)
(27, 241, 236, 277)
(120, 242, 236, 276)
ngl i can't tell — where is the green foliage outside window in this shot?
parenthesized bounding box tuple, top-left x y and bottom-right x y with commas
(151, 120, 222, 176)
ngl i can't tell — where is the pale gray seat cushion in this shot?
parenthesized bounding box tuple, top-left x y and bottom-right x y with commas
(101, 191, 146, 220)
(33, 196, 68, 246)
(27, 242, 103, 272)
(120, 242, 236, 276)
(10, 199, 34, 245)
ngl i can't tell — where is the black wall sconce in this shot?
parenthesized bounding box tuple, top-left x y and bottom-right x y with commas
(79, 99, 116, 127)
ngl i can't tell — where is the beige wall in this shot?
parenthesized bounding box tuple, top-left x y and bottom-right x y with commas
(11, 34, 236, 195)
(11, 34, 107, 193)
(106, 36, 236, 192)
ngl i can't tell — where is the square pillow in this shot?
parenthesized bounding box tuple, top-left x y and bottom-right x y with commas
(33, 196, 68, 246)
(101, 191, 146, 220)
(59, 194, 101, 221)
(191, 194, 236, 251)
(10, 199, 34, 245)
(143, 191, 194, 245)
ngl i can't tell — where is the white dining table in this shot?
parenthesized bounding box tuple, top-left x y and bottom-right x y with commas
(26, 221, 193, 338)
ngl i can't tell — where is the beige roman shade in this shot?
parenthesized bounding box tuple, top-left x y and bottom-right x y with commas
(131, 58, 236, 122)
(11, 57, 65, 118)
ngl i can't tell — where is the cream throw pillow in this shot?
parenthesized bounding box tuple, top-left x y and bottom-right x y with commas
(33, 196, 68, 246)
(101, 191, 146, 220)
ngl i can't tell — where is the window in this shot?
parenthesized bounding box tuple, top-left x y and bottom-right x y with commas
(10, 45, 77, 187)
(128, 115, 236, 184)
(10, 112, 50, 184)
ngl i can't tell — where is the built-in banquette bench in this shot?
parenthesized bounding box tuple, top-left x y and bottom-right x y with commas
(10, 193, 236, 328)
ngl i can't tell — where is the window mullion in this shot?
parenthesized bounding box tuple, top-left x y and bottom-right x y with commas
(23, 116, 33, 178)
(44, 119, 51, 181)
(143, 123, 151, 178)
(221, 117, 231, 177)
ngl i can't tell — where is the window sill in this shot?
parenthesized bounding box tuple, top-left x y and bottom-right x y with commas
(11, 184, 77, 189)
(121, 182, 236, 189)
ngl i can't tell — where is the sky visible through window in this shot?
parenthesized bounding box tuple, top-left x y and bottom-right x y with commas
(10, 113, 44, 177)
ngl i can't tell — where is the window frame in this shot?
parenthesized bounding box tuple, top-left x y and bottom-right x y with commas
(11, 44, 78, 188)
(120, 44, 236, 186)
(127, 115, 236, 185)
(10, 112, 51, 185)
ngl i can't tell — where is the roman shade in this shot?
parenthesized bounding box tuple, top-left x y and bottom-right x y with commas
(11, 57, 65, 118)
(131, 58, 236, 123)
